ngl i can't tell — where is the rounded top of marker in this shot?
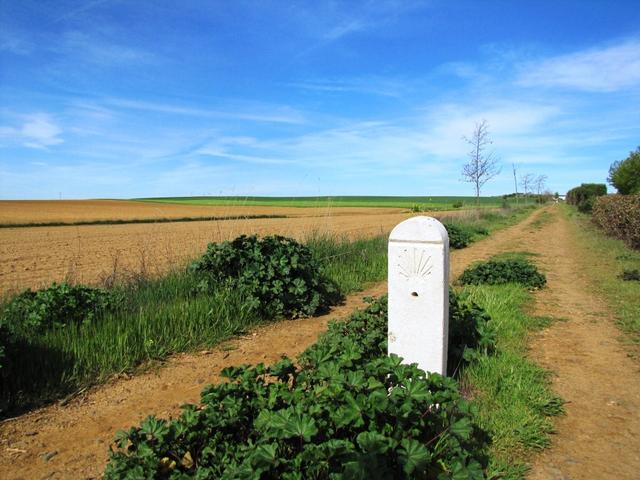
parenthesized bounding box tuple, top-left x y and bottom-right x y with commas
(389, 216, 449, 245)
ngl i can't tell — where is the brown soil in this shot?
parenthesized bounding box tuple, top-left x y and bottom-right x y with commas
(0, 204, 478, 295)
(0, 209, 405, 294)
(0, 200, 406, 224)
(2, 207, 637, 479)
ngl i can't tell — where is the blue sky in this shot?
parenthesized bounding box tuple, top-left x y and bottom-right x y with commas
(1, 0, 639, 199)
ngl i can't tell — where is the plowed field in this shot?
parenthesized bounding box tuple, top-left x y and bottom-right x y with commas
(0, 200, 418, 294)
(0, 200, 400, 224)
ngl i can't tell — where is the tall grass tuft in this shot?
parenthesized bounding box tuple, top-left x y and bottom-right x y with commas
(459, 284, 563, 478)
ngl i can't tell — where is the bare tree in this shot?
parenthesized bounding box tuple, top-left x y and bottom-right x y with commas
(461, 119, 501, 205)
(535, 174, 548, 195)
(520, 173, 536, 195)
(512, 163, 519, 205)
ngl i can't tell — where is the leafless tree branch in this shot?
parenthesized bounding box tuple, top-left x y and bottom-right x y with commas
(461, 119, 501, 204)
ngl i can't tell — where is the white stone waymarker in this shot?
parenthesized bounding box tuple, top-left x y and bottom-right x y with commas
(388, 216, 449, 375)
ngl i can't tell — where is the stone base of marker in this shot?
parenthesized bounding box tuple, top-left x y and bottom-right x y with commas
(388, 216, 449, 375)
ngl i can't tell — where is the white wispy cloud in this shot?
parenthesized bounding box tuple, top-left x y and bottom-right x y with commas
(0, 113, 64, 149)
(287, 76, 405, 97)
(322, 19, 368, 41)
(517, 38, 640, 92)
(54, 31, 157, 65)
(195, 148, 290, 166)
(54, 0, 113, 23)
(0, 30, 33, 55)
(105, 98, 306, 124)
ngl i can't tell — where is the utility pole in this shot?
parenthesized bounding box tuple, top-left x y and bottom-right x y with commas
(512, 164, 518, 206)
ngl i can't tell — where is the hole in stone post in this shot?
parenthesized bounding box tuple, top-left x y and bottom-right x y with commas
(411, 292, 419, 297)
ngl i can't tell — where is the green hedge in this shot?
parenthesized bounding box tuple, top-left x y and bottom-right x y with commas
(105, 294, 495, 479)
(592, 194, 640, 250)
(566, 183, 607, 213)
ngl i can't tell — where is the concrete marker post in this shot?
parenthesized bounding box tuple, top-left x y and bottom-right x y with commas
(388, 216, 450, 375)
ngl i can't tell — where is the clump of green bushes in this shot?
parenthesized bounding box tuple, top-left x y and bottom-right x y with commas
(566, 183, 607, 213)
(0, 282, 122, 335)
(190, 235, 341, 319)
(0, 282, 122, 379)
(442, 222, 489, 249)
(105, 294, 494, 479)
(592, 194, 640, 250)
(621, 269, 640, 282)
(458, 258, 546, 289)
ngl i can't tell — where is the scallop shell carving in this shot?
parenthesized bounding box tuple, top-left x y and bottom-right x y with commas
(397, 248, 432, 282)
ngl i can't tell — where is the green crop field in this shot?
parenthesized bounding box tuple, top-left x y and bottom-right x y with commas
(135, 195, 536, 209)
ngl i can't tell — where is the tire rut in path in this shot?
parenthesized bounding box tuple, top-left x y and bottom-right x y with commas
(0, 208, 545, 480)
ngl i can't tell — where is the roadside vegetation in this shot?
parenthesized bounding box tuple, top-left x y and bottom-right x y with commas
(459, 255, 547, 289)
(564, 148, 640, 344)
(105, 250, 557, 479)
(106, 295, 494, 479)
(563, 205, 640, 345)
(592, 194, 640, 250)
(565, 183, 607, 213)
(0, 206, 536, 418)
(457, 253, 562, 478)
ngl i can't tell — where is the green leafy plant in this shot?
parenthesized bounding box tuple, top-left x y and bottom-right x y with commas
(621, 269, 640, 282)
(105, 295, 494, 479)
(190, 235, 341, 319)
(448, 292, 495, 372)
(0, 282, 121, 335)
(458, 258, 546, 289)
(0, 329, 7, 371)
(442, 222, 489, 249)
(443, 222, 474, 249)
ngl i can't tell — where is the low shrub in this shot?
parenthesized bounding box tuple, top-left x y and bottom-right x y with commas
(0, 282, 121, 336)
(621, 269, 640, 282)
(452, 201, 464, 209)
(592, 194, 640, 250)
(566, 183, 607, 213)
(105, 295, 494, 479)
(458, 258, 546, 289)
(0, 328, 8, 371)
(190, 235, 341, 319)
(442, 222, 489, 249)
(448, 292, 495, 371)
(443, 222, 474, 249)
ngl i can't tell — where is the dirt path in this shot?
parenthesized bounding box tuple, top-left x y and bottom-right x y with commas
(524, 208, 640, 479)
(0, 209, 547, 479)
